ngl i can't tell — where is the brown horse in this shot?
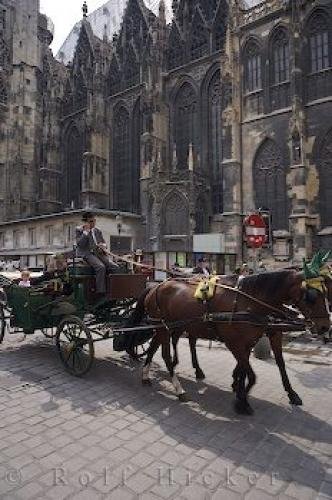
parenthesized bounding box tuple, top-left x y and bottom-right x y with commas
(130, 269, 331, 415)
(171, 270, 332, 401)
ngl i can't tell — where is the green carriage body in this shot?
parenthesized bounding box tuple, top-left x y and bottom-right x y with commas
(5, 285, 80, 332)
(0, 265, 149, 376)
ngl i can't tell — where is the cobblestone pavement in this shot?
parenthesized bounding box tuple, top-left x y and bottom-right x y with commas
(0, 333, 331, 500)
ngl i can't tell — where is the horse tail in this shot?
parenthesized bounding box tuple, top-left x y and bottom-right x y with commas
(127, 287, 152, 326)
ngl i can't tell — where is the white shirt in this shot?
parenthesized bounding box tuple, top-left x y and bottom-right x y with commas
(83, 227, 97, 245)
(19, 280, 31, 288)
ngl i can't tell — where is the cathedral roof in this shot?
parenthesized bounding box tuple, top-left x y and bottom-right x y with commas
(56, 0, 173, 64)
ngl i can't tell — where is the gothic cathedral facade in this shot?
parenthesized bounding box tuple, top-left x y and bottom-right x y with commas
(0, 0, 332, 264)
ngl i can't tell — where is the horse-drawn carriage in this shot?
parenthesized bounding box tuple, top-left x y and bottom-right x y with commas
(0, 251, 331, 415)
(0, 260, 151, 376)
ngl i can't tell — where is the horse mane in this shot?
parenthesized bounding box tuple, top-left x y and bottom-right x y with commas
(239, 270, 294, 302)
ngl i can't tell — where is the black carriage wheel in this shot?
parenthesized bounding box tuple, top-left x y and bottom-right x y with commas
(56, 316, 94, 376)
(0, 304, 5, 344)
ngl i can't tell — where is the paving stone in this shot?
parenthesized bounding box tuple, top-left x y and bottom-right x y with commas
(0, 334, 331, 500)
(125, 471, 156, 494)
(15, 481, 45, 499)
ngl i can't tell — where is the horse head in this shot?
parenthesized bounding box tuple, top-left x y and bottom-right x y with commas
(290, 251, 332, 336)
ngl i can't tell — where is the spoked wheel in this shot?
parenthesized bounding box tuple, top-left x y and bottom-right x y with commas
(0, 304, 5, 344)
(41, 327, 57, 339)
(56, 316, 94, 376)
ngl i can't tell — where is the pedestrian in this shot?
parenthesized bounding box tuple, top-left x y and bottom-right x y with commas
(193, 258, 210, 277)
(18, 269, 31, 288)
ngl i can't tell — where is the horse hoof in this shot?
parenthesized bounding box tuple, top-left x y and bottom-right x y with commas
(178, 393, 190, 403)
(234, 400, 254, 416)
(289, 392, 303, 406)
(142, 379, 152, 386)
(196, 370, 205, 380)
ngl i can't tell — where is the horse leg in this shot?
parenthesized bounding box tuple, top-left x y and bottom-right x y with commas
(232, 364, 240, 392)
(245, 362, 256, 394)
(189, 335, 205, 380)
(234, 359, 254, 415)
(142, 333, 161, 386)
(171, 331, 180, 369)
(269, 332, 302, 405)
(161, 333, 188, 402)
(226, 342, 254, 415)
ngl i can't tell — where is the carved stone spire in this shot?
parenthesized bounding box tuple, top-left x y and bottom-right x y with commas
(159, 0, 166, 23)
(82, 1, 88, 19)
(172, 0, 179, 15)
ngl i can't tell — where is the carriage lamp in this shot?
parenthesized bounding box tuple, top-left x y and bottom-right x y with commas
(115, 214, 123, 251)
(115, 214, 123, 236)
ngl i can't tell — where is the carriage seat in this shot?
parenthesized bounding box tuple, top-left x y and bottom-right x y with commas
(68, 261, 95, 277)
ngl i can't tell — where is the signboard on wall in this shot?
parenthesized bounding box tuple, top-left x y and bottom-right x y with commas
(193, 234, 226, 253)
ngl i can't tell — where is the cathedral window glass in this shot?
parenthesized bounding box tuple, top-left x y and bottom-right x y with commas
(270, 29, 290, 110)
(65, 126, 83, 208)
(113, 107, 131, 211)
(306, 12, 332, 102)
(0, 36, 9, 70)
(253, 139, 289, 230)
(272, 31, 289, 84)
(309, 16, 330, 73)
(246, 46, 262, 92)
(208, 70, 223, 214)
(174, 83, 198, 170)
(244, 41, 263, 116)
(0, 75, 7, 104)
(132, 99, 142, 213)
(318, 128, 332, 227)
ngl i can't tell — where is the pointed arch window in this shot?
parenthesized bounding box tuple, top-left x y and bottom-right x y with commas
(0, 75, 7, 104)
(167, 25, 184, 70)
(253, 139, 289, 230)
(109, 57, 121, 95)
(306, 12, 332, 102)
(243, 40, 263, 116)
(174, 83, 198, 171)
(318, 128, 332, 227)
(162, 191, 189, 236)
(195, 196, 209, 233)
(113, 107, 131, 211)
(190, 13, 209, 61)
(208, 70, 223, 213)
(65, 126, 83, 208)
(272, 30, 290, 84)
(270, 29, 291, 110)
(0, 37, 9, 70)
(308, 13, 330, 73)
(245, 41, 262, 92)
(132, 98, 142, 213)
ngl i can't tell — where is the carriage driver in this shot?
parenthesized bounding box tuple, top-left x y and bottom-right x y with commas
(76, 212, 120, 296)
